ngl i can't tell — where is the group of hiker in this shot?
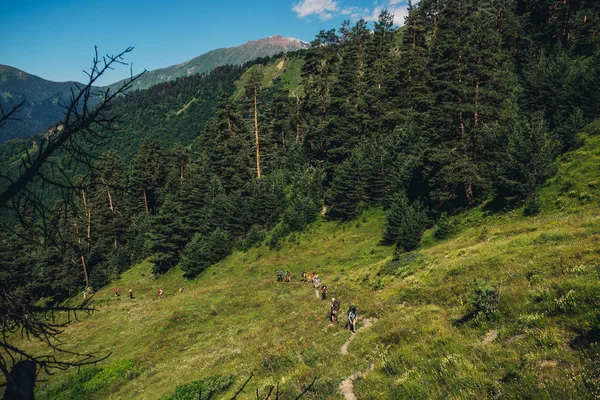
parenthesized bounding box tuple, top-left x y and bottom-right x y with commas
(279, 269, 358, 333)
(276, 270, 291, 282)
(92, 286, 184, 300)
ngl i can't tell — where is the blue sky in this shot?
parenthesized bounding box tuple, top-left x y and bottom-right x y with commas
(1, 0, 412, 86)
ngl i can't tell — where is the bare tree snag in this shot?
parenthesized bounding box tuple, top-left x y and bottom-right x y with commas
(0, 46, 142, 388)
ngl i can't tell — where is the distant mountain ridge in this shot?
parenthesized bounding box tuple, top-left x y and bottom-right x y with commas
(0, 65, 100, 143)
(105, 35, 310, 92)
(0, 36, 310, 143)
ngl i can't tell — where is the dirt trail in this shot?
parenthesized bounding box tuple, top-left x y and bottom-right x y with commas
(338, 317, 378, 399)
(341, 317, 376, 355)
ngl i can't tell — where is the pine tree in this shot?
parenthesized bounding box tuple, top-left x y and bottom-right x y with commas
(180, 228, 233, 278)
(493, 113, 559, 207)
(205, 97, 253, 193)
(325, 147, 369, 220)
(325, 20, 371, 172)
(302, 29, 340, 164)
(127, 141, 168, 215)
(149, 196, 185, 275)
(426, 0, 517, 208)
(366, 9, 397, 134)
(384, 193, 429, 251)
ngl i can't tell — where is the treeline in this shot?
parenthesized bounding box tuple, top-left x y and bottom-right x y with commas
(2, 0, 600, 303)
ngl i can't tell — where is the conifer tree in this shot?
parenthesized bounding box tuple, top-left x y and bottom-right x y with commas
(127, 141, 167, 215)
(494, 113, 558, 207)
(384, 193, 429, 251)
(325, 20, 371, 172)
(180, 228, 233, 278)
(325, 147, 369, 220)
(205, 97, 252, 193)
(302, 29, 340, 163)
(366, 9, 398, 135)
(149, 196, 185, 275)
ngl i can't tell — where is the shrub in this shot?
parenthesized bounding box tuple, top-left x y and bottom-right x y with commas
(523, 191, 542, 216)
(468, 278, 500, 316)
(434, 212, 456, 240)
(162, 375, 233, 400)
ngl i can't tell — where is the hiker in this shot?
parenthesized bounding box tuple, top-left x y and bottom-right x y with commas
(301, 270, 307, 282)
(128, 289, 133, 299)
(321, 285, 328, 300)
(157, 289, 163, 299)
(330, 298, 341, 322)
(179, 286, 184, 294)
(113, 288, 119, 297)
(82, 290, 87, 299)
(311, 271, 316, 283)
(314, 275, 321, 298)
(285, 271, 291, 282)
(277, 270, 283, 282)
(346, 306, 357, 333)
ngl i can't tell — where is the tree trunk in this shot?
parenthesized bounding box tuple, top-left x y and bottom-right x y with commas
(81, 188, 91, 243)
(143, 190, 149, 214)
(465, 181, 475, 206)
(107, 189, 114, 211)
(86, 207, 91, 242)
(474, 80, 480, 127)
(80, 255, 89, 289)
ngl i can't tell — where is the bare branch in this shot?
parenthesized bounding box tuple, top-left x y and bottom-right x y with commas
(0, 47, 144, 208)
(0, 101, 24, 129)
(229, 373, 254, 399)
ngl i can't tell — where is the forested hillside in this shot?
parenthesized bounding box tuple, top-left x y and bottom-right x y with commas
(0, 65, 100, 143)
(1, 0, 600, 397)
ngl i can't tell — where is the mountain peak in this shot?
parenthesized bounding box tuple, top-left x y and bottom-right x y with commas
(106, 36, 310, 91)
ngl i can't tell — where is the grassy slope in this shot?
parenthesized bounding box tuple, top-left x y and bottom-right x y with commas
(19, 122, 600, 399)
(232, 55, 305, 102)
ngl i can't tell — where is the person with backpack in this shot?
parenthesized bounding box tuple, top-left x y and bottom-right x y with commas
(277, 270, 283, 282)
(301, 270, 307, 282)
(321, 285, 328, 300)
(313, 275, 321, 298)
(346, 306, 357, 333)
(330, 297, 341, 322)
(128, 289, 133, 299)
(157, 289, 163, 299)
(113, 288, 119, 297)
(285, 271, 291, 282)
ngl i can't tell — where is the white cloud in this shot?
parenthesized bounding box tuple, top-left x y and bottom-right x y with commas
(292, 0, 415, 26)
(292, 0, 340, 20)
(388, 5, 410, 25)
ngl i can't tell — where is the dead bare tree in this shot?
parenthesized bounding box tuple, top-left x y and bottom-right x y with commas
(0, 47, 144, 396)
